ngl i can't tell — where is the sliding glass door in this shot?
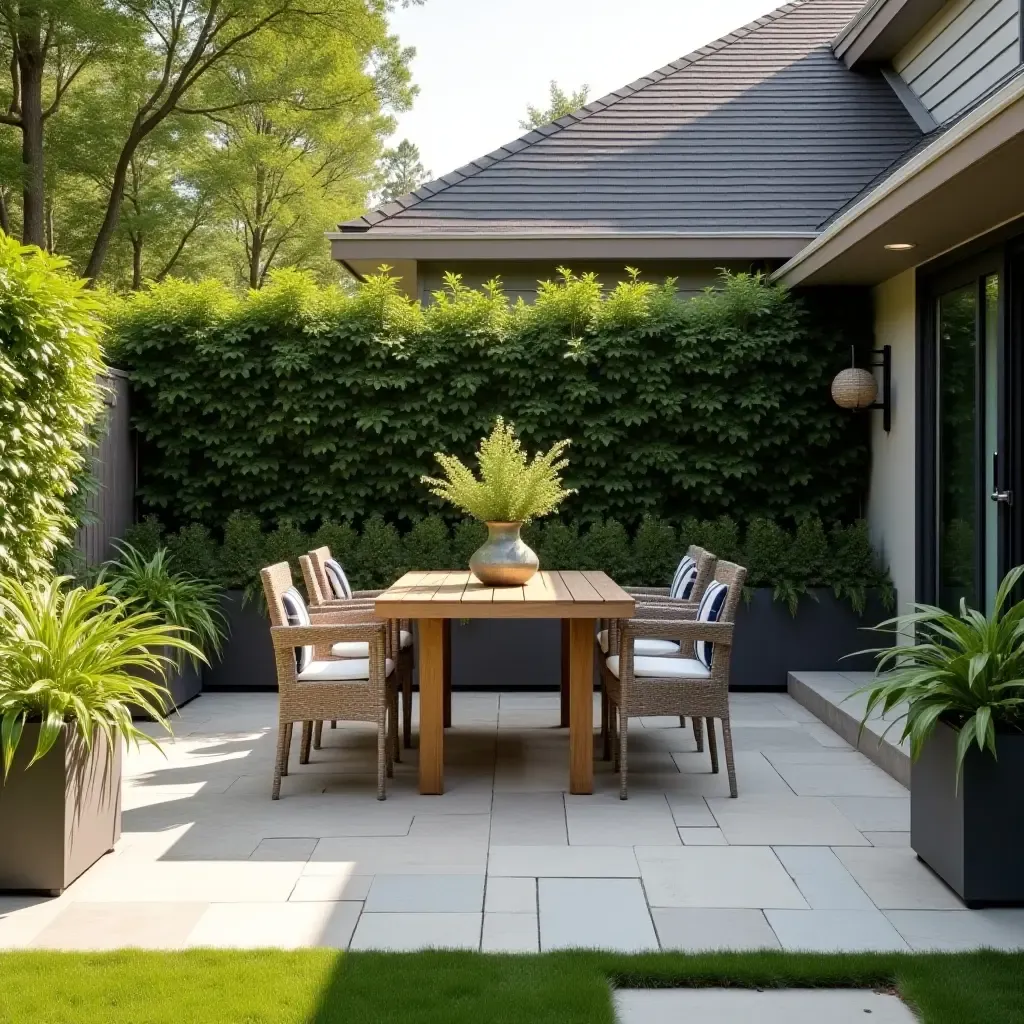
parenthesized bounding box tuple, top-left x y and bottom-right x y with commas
(934, 270, 1003, 613)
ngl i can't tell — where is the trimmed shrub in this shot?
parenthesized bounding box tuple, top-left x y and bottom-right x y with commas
(353, 516, 404, 589)
(579, 519, 632, 582)
(632, 516, 677, 587)
(110, 269, 872, 532)
(0, 235, 104, 578)
(403, 515, 453, 570)
(452, 520, 488, 569)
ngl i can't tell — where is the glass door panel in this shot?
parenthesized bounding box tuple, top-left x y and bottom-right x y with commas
(935, 274, 1001, 614)
(984, 275, 1000, 612)
(937, 285, 978, 612)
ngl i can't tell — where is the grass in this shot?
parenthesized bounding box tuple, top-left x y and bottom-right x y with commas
(2, 950, 1024, 1023)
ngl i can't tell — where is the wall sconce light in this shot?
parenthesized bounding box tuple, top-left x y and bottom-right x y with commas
(831, 345, 891, 432)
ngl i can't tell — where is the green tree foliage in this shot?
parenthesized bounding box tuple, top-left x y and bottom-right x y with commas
(0, 0, 418, 287)
(110, 268, 872, 531)
(377, 138, 429, 203)
(0, 234, 103, 578)
(520, 80, 590, 130)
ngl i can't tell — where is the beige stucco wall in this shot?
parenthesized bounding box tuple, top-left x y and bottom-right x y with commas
(868, 268, 918, 613)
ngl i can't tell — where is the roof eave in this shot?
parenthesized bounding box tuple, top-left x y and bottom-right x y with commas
(328, 233, 816, 263)
(772, 74, 1024, 288)
(833, 0, 947, 67)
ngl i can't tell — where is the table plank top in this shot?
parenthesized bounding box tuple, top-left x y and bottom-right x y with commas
(375, 570, 635, 620)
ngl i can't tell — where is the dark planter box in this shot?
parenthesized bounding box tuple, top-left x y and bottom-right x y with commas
(911, 721, 1024, 907)
(729, 587, 891, 691)
(0, 725, 121, 895)
(205, 586, 890, 693)
(133, 647, 203, 719)
(203, 590, 277, 691)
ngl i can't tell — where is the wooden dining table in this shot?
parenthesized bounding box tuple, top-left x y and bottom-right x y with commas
(374, 570, 635, 795)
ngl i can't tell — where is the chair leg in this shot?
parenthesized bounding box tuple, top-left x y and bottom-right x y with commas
(706, 717, 719, 774)
(619, 714, 629, 800)
(331, 720, 337, 729)
(376, 709, 387, 801)
(693, 716, 704, 753)
(313, 720, 323, 750)
(272, 721, 290, 800)
(299, 721, 313, 765)
(601, 687, 611, 761)
(722, 715, 738, 798)
(403, 665, 413, 749)
(679, 716, 686, 729)
(387, 690, 398, 776)
(611, 705, 620, 773)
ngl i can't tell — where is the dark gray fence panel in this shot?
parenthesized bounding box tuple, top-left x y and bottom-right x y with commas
(76, 369, 134, 565)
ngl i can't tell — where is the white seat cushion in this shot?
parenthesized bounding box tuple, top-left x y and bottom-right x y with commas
(331, 631, 411, 658)
(605, 655, 710, 681)
(598, 629, 679, 657)
(331, 640, 369, 658)
(297, 657, 395, 682)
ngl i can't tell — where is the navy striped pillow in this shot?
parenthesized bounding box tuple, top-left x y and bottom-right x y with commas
(281, 586, 313, 673)
(670, 556, 697, 599)
(324, 558, 352, 600)
(695, 581, 728, 669)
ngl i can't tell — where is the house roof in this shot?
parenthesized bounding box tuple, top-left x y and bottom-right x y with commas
(335, 0, 923, 253)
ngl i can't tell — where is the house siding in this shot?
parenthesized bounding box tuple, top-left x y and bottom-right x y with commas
(868, 270, 918, 613)
(416, 260, 752, 305)
(894, 0, 1021, 124)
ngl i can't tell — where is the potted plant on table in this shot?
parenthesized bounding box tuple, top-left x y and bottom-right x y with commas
(98, 543, 227, 712)
(423, 417, 573, 585)
(858, 566, 1024, 906)
(0, 576, 199, 893)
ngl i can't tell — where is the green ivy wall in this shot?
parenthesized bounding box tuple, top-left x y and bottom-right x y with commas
(110, 268, 873, 532)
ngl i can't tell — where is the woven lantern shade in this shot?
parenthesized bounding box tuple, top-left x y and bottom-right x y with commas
(831, 367, 878, 410)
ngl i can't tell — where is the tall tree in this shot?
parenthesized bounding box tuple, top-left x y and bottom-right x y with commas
(0, 0, 122, 246)
(519, 80, 589, 130)
(199, 17, 413, 288)
(377, 137, 427, 202)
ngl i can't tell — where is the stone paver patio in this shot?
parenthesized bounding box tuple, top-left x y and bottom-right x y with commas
(3, 691, 1024, 953)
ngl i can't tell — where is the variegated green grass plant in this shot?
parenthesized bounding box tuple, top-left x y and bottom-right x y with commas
(0, 575, 202, 777)
(856, 565, 1024, 780)
(422, 418, 574, 523)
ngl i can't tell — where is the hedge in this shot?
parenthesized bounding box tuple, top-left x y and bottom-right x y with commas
(0, 234, 104, 579)
(110, 268, 873, 532)
(123, 513, 892, 613)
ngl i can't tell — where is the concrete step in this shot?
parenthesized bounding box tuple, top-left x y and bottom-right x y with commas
(787, 671, 909, 788)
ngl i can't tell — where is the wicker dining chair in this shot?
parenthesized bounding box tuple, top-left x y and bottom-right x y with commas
(601, 559, 747, 800)
(598, 546, 718, 754)
(305, 546, 415, 750)
(261, 561, 399, 800)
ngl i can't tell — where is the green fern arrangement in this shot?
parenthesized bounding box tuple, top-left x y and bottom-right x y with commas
(423, 418, 573, 523)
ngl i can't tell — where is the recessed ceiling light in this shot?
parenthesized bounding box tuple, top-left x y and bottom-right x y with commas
(884, 242, 917, 251)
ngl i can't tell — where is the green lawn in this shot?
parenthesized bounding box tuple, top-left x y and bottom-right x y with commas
(1, 950, 1022, 1024)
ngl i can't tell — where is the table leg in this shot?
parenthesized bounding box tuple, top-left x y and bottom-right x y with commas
(568, 617, 595, 795)
(443, 617, 452, 728)
(418, 618, 445, 795)
(560, 619, 570, 727)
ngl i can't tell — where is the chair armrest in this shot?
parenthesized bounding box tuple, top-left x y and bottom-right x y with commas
(270, 621, 386, 652)
(621, 618, 733, 645)
(309, 600, 376, 618)
(624, 586, 670, 596)
(353, 589, 385, 598)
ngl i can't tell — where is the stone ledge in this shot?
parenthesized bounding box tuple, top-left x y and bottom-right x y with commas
(787, 671, 909, 788)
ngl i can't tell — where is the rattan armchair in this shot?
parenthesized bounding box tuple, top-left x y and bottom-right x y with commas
(601, 559, 747, 800)
(305, 547, 415, 751)
(261, 561, 399, 801)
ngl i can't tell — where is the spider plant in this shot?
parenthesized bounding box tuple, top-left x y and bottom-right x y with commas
(422, 417, 573, 523)
(0, 576, 202, 777)
(857, 565, 1024, 780)
(98, 543, 227, 668)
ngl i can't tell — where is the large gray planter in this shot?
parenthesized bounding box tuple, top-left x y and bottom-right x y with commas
(203, 590, 277, 690)
(911, 721, 1024, 907)
(0, 725, 122, 895)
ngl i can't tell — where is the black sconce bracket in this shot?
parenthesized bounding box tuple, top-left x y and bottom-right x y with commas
(867, 344, 892, 432)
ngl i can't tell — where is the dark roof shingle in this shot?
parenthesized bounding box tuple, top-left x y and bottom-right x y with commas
(343, 0, 923, 238)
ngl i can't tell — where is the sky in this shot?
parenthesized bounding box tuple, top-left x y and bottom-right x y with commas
(387, 0, 783, 182)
